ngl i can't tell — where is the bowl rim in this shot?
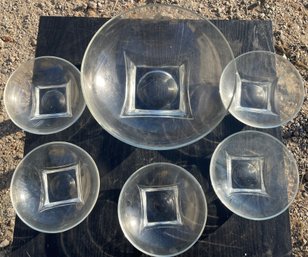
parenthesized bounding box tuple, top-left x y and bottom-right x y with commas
(81, 4, 235, 150)
(10, 141, 100, 233)
(117, 162, 208, 257)
(220, 50, 305, 128)
(209, 130, 299, 220)
(4, 56, 86, 135)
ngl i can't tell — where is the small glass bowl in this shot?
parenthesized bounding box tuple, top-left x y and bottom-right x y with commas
(210, 130, 299, 220)
(118, 163, 207, 256)
(220, 51, 304, 128)
(10, 142, 100, 233)
(81, 4, 234, 150)
(4, 56, 85, 134)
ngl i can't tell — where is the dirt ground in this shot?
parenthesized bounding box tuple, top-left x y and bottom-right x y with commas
(0, 0, 307, 256)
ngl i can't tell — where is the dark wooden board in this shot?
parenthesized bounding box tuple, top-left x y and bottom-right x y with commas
(10, 17, 292, 257)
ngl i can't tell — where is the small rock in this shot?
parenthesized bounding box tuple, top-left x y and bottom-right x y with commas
(87, 9, 97, 17)
(5, 230, 13, 239)
(37, 2, 45, 9)
(247, 2, 258, 10)
(88, 1, 97, 10)
(6, 56, 15, 63)
(302, 191, 308, 198)
(0, 239, 9, 248)
(9, 219, 14, 227)
(0, 39, 3, 49)
(74, 3, 87, 11)
(259, 13, 266, 19)
(17, 152, 23, 159)
(97, 2, 103, 11)
(7, 208, 15, 217)
(0, 35, 14, 43)
(226, 7, 232, 14)
(0, 115, 4, 123)
(1, 68, 8, 74)
(30, 37, 36, 47)
(55, 3, 63, 10)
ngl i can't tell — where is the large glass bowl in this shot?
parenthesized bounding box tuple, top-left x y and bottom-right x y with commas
(4, 56, 85, 134)
(210, 130, 299, 220)
(10, 142, 100, 233)
(81, 4, 234, 150)
(220, 51, 304, 128)
(118, 163, 207, 256)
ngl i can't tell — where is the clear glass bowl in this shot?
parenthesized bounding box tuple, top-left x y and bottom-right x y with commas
(4, 56, 85, 134)
(220, 51, 304, 128)
(210, 130, 299, 220)
(81, 4, 234, 150)
(10, 142, 100, 233)
(118, 163, 207, 256)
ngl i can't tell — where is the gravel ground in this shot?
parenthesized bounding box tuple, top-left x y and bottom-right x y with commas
(0, 0, 307, 256)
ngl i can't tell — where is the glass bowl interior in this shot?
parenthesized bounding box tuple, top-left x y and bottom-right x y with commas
(210, 130, 299, 220)
(4, 56, 85, 134)
(220, 51, 304, 128)
(10, 142, 100, 233)
(81, 4, 234, 150)
(118, 162, 207, 256)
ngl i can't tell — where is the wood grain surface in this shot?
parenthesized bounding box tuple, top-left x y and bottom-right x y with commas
(10, 17, 291, 257)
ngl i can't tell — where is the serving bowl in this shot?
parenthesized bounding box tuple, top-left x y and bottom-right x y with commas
(81, 4, 234, 150)
(4, 56, 85, 134)
(10, 142, 100, 233)
(118, 162, 207, 256)
(220, 51, 304, 128)
(210, 130, 299, 220)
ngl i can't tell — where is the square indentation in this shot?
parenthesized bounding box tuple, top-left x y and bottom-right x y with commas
(139, 185, 182, 230)
(121, 53, 193, 119)
(235, 74, 278, 115)
(135, 67, 180, 111)
(31, 81, 72, 120)
(39, 164, 83, 212)
(226, 154, 267, 196)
